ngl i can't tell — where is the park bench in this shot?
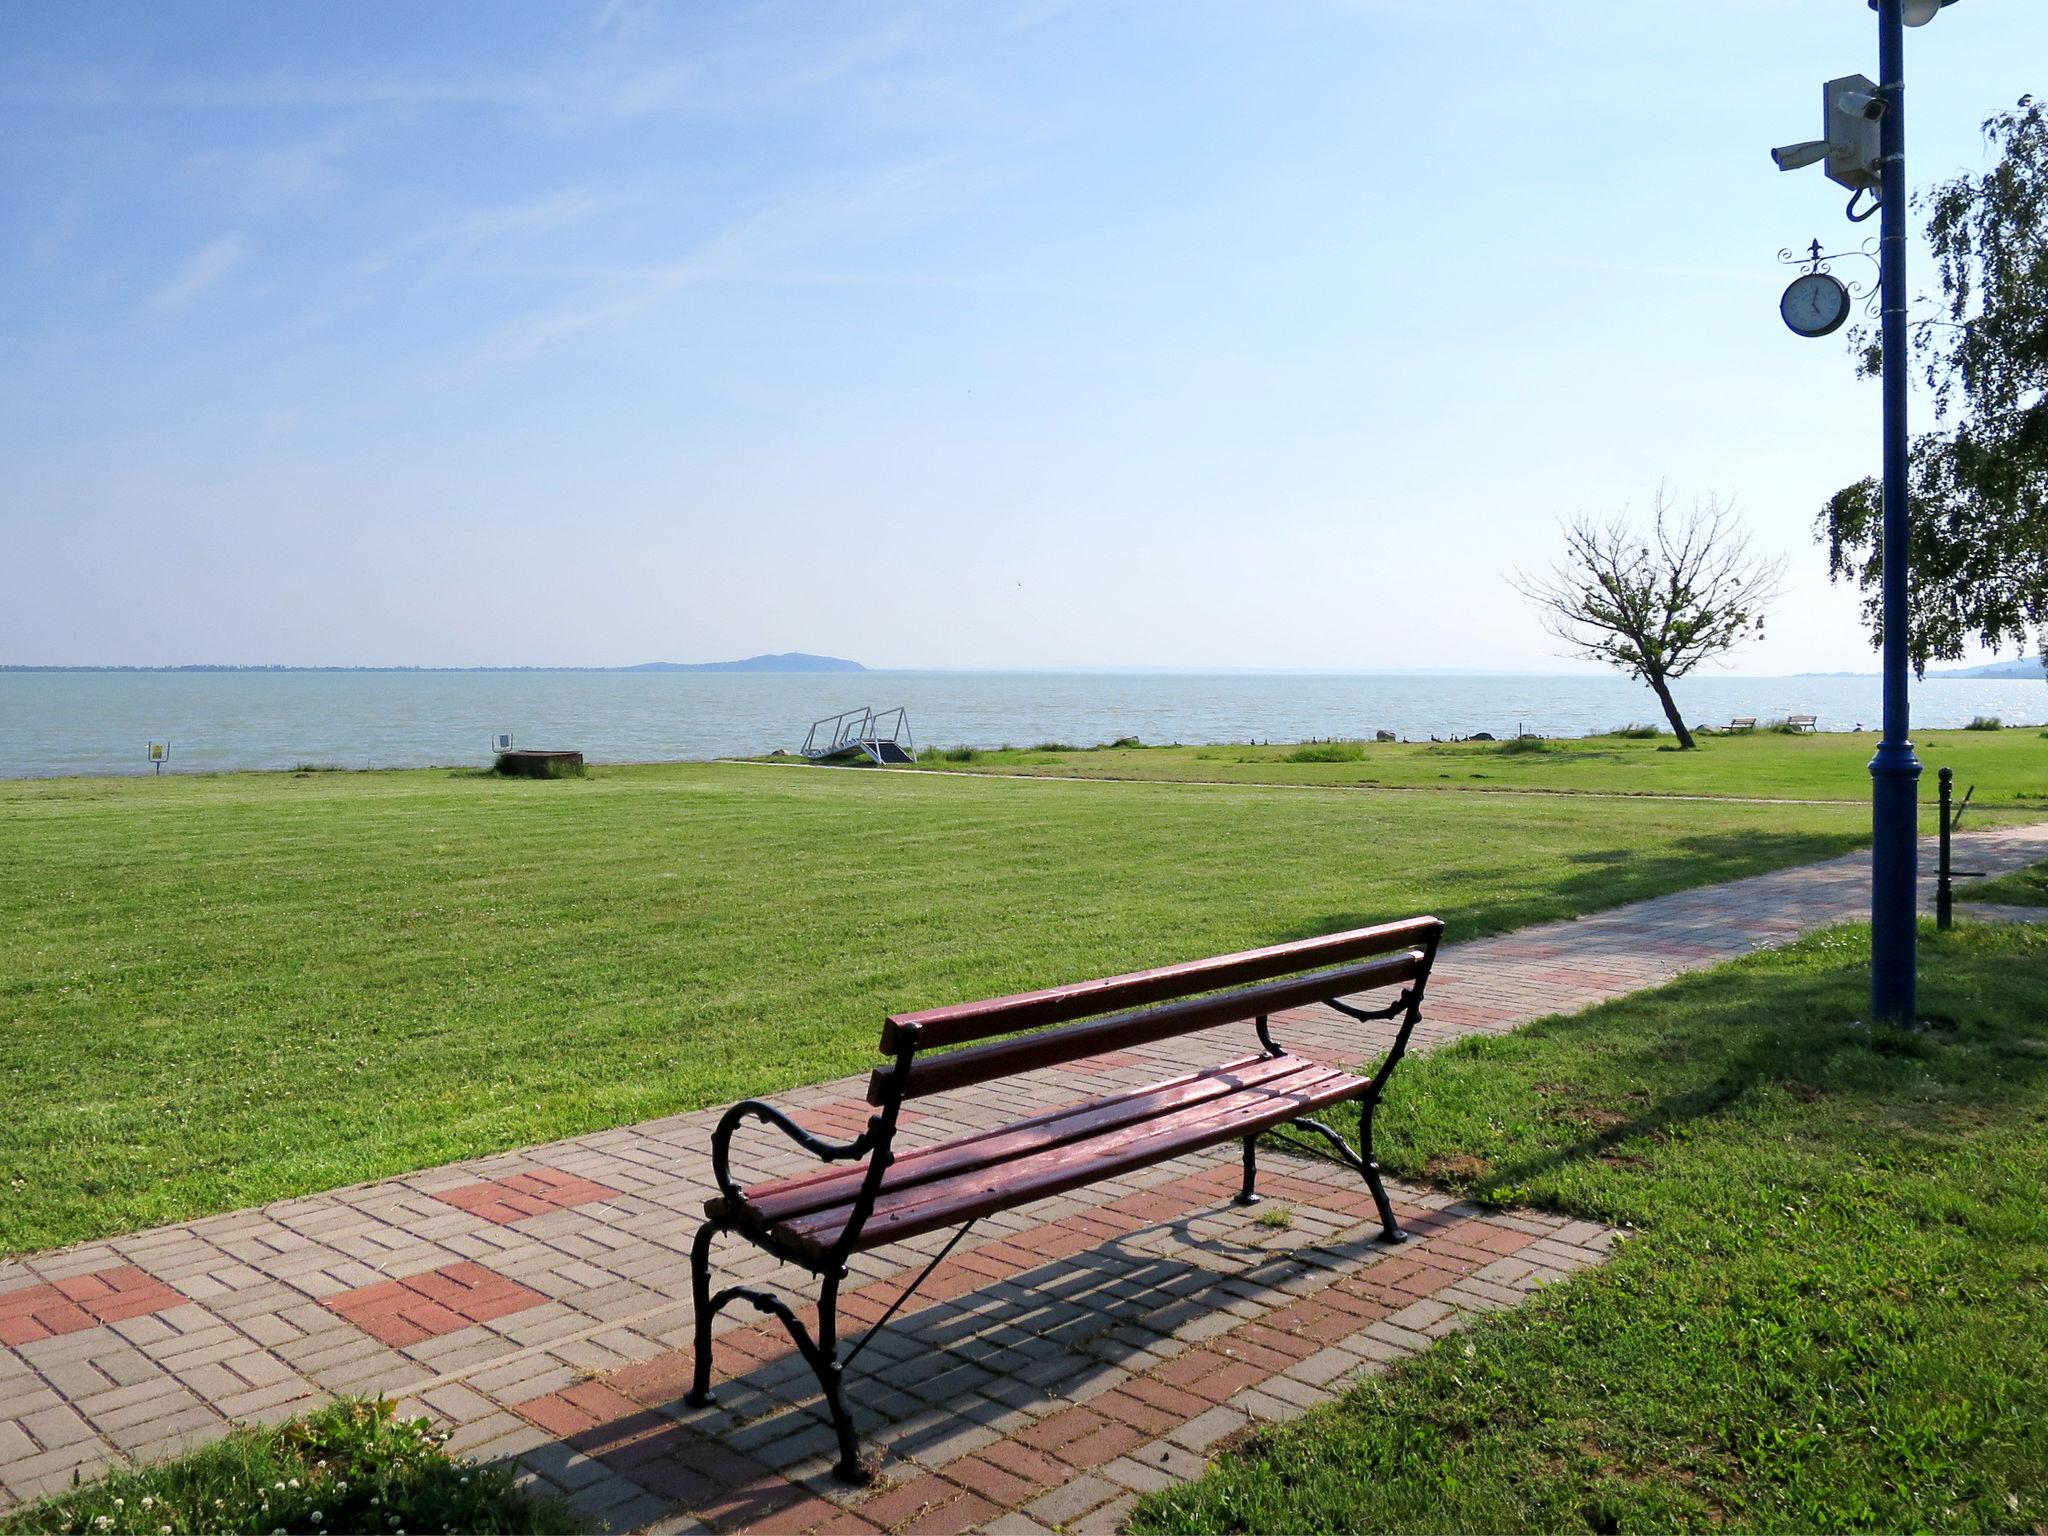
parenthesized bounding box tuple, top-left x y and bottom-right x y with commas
(1786, 714, 1818, 733)
(1727, 716, 1757, 732)
(685, 916, 1445, 1482)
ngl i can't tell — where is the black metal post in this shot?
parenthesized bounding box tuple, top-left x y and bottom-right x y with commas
(1868, 0, 1923, 1024)
(1936, 767, 1953, 929)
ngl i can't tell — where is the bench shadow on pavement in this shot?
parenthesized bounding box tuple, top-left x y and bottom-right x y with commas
(488, 1199, 1447, 1521)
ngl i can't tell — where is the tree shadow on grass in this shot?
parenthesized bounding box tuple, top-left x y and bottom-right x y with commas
(1260, 828, 1870, 949)
(1321, 937, 2048, 1216)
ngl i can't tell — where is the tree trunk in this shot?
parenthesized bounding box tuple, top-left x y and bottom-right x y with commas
(1646, 672, 1696, 750)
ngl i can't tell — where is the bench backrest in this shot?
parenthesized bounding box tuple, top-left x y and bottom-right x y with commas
(866, 916, 1443, 1106)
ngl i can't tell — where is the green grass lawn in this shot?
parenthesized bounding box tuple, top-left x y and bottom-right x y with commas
(1133, 922, 2048, 1534)
(0, 762, 1886, 1255)
(1960, 858, 2048, 906)
(886, 726, 2048, 808)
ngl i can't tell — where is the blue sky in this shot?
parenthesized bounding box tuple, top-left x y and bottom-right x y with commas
(3, 0, 2041, 671)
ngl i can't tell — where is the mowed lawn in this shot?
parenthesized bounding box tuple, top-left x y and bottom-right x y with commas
(1136, 922, 2048, 1534)
(0, 762, 1879, 1255)
(897, 726, 2048, 808)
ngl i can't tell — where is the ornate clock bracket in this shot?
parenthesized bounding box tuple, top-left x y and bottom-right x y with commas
(1778, 237, 1882, 319)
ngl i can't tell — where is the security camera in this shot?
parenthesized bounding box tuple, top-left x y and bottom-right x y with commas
(1771, 74, 1885, 191)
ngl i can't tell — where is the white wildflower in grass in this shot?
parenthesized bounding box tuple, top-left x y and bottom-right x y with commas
(311, 1511, 323, 1522)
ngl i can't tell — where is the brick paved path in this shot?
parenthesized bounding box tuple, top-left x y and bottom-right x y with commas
(3, 821, 2044, 1532)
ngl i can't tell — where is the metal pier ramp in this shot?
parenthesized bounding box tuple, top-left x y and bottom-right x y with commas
(801, 706, 917, 765)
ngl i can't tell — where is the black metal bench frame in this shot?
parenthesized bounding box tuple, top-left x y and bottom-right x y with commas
(684, 916, 1444, 1482)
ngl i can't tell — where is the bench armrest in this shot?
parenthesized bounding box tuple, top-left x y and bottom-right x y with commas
(709, 1099, 884, 1211)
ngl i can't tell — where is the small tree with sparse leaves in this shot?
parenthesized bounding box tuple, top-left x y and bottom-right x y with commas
(1512, 491, 1785, 750)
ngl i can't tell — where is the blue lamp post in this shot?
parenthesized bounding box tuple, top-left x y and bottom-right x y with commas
(1866, 0, 1958, 1024)
(1779, 1, 1962, 1021)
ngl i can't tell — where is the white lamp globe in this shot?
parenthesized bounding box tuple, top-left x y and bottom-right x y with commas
(1902, 0, 1954, 23)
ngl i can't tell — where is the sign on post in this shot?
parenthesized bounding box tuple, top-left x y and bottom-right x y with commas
(146, 742, 170, 775)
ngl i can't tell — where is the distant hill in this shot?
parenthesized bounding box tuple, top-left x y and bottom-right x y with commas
(623, 653, 865, 673)
(1930, 658, 2047, 680)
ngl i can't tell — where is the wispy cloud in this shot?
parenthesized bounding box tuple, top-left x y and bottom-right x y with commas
(182, 116, 375, 207)
(448, 155, 997, 374)
(357, 187, 619, 284)
(147, 234, 247, 315)
(0, 2, 950, 125)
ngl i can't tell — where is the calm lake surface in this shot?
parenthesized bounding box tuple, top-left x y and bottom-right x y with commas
(2, 670, 2042, 780)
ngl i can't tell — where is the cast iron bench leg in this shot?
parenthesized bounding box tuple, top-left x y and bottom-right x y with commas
(1234, 1135, 1260, 1206)
(685, 1219, 870, 1484)
(1358, 1100, 1407, 1243)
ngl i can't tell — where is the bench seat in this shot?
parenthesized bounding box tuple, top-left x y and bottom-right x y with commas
(711, 1051, 1363, 1261)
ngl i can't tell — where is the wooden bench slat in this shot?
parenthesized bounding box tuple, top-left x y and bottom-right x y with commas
(870, 949, 1424, 1104)
(882, 916, 1443, 1052)
(728, 1053, 1310, 1226)
(779, 1058, 1361, 1256)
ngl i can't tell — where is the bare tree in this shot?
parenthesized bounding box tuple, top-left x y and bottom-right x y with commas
(1511, 490, 1785, 750)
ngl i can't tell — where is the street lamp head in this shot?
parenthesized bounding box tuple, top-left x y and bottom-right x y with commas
(1869, 0, 1960, 25)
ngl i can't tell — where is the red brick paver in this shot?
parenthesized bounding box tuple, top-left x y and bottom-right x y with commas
(0, 1267, 184, 1347)
(323, 1261, 547, 1348)
(433, 1167, 624, 1226)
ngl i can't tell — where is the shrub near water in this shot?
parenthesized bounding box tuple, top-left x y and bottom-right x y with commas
(0, 1400, 573, 1536)
(1286, 745, 1368, 765)
(1966, 716, 2003, 731)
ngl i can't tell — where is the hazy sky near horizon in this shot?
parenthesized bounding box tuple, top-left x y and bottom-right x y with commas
(4, 1, 2043, 672)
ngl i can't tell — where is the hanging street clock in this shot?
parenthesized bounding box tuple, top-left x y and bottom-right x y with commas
(1780, 269, 1852, 338)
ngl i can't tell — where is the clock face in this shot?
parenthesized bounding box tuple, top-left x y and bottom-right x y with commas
(1781, 272, 1851, 338)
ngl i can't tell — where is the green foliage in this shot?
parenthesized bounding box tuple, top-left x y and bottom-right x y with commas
(0, 762, 1876, 1253)
(1493, 736, 1555, 755)
(1254, 1207, 1293, 1230)
(1282, 742, 1366, 763)
(0, 1399, 573, 1535)
(1104, 736, 1144, 749)
(492, 751, 585, 779)
(1610, 723, 1663, 739)
(1136, 924, 2048, 1534)
(1823, 100, 2048, 670)
(1028, 742, 1080, 753)
(1965, 715, 2004, 731)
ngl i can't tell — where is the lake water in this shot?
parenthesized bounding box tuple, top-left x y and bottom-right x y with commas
(2, 669, 2042, 780)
